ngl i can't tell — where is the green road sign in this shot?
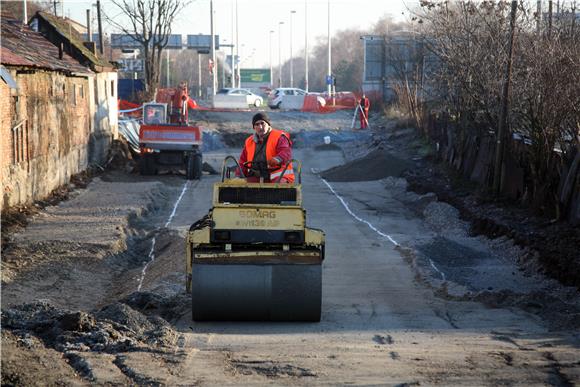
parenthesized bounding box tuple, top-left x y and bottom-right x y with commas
(240, 69, 271, 83)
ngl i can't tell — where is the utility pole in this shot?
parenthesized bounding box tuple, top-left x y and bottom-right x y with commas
(166, 50, 170, 87)
(197, 52, 202, 98)
(235, 0, 240, 87)
(536, 0, 542, 34)
(96, 0, 104, 55)
(278, 21, 284, 87)
(231, 2, 235, 88)
(548, 0, 553, 39)
(305, 0, 309, 92)
(327, 0, 332, 96)
(221, 52, 225, 88)
(210, 0, 217, 95)
(269, 30, 274, 88)
(493, 0, 518, 195)
(290, 10, 296, 87)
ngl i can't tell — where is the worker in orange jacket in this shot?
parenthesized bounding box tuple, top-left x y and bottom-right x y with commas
(359, 94, 370, 129)
(171, 82, 189, 124)
(238, 112, 295, 183)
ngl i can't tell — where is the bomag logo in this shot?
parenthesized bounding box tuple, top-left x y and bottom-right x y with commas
(239, 210, 276, 219)
(236, 210, 279, 228)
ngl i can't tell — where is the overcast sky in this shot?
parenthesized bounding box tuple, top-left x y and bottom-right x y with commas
(65, 0, 418, 68)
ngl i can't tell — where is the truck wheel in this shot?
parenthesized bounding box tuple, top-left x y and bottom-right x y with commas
(193, 153, 202, 179)
(187, 152, 202, 180)
(140, 155, 156, 175)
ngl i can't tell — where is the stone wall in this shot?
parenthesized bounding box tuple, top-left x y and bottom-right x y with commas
(1, 69, 92, 211)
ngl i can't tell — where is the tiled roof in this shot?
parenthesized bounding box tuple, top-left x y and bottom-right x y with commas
(0, 12, 92, 75)
(36, 11, 113, 70)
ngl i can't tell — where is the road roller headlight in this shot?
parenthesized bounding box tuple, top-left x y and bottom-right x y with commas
(284, 231, 301, 243)
(214, 230, 231, 241)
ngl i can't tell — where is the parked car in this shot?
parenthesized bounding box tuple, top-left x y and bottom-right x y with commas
(216, 88, 263, 107)
(267, 87, 307, 109)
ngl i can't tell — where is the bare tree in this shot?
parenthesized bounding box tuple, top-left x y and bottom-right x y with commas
(106, 0, 190, 100)
(388, 35, 426, 131)
(417, 0, 579, 217)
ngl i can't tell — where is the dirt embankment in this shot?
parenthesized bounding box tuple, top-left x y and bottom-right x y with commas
(403, 151, 580, 290)
(333, 120, 580, 290)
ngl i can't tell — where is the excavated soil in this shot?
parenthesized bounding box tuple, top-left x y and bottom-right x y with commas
(320, 148, 411, 182)
(403, 150, 580, 290)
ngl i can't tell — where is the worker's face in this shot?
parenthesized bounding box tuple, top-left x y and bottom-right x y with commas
(253, 120, 270, 139)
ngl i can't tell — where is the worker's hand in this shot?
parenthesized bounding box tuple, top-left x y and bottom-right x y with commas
(267, 158, 281, 168)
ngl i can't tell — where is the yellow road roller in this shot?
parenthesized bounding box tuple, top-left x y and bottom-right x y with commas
(186, 156, 325, 321)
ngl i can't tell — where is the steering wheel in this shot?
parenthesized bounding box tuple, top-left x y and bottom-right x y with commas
(242, 160, 278, 172)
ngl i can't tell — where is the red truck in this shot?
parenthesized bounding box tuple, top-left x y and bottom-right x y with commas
(139, 92, 203, 180)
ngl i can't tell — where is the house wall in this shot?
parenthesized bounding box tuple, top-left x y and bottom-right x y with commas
(89, 71, 118, 165)
(1, 69, 91, 211)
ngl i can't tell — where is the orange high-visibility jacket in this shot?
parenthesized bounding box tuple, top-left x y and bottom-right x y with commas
(244, 129, 295, 183)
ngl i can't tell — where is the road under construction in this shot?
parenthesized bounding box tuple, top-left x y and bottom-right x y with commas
(2, 109, 579, 385)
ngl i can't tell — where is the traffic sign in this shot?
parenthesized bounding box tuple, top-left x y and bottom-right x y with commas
(118, 59, 144, 72)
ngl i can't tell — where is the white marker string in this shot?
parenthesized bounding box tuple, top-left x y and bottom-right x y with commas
(138, 237, 156, 291)
(428, 258, 446, 281)
(321, 178, 399, 246)
(138, 181, 190, 291)
(164, 181, 190, 228)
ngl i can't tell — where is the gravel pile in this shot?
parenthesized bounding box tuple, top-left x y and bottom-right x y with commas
(423, 202, 469, 236)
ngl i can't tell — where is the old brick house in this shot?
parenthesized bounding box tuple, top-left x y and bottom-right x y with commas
(1, 12, 106, 211)
(30, 11, 119, 165)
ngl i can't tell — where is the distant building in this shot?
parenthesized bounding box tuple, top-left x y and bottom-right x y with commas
(361, 33, 437, 103)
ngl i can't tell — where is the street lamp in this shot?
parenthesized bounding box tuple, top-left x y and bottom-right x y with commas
(240, 42, 246, 82)
(269, 30, 274, 88)
(305, 0, 309, 92)
(327, 0, 332, 96)
(290, 10, 296, 87)
(210, 0, 216, 96)
(235, 0, 240, 87)
(278, 21, 284, 87)
(231, 0, 235, 87)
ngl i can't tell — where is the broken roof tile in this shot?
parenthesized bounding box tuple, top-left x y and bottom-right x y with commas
(1, 12, 92, 75)
(36, 11, 113, 70)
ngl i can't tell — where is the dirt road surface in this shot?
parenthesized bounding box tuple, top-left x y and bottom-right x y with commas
(2, 110, 579, 385)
